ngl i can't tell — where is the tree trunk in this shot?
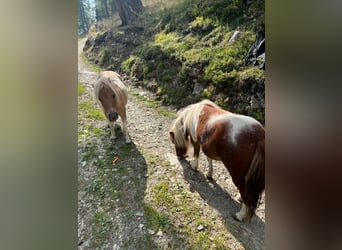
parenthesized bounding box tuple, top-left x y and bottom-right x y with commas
(102, 0, 110, 18)
(78, 0, 89, 34)
(113, 0, 144, 26)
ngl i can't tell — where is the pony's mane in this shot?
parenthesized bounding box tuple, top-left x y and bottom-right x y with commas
(170, 99, 220, 147)
(94, 75, 128, 107)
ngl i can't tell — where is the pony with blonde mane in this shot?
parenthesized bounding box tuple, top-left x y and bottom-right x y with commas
(169, 99, 265, 221)
(94, 71, 131, 143)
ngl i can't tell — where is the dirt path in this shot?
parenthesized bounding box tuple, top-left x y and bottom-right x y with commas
(78, 38, 265, 249)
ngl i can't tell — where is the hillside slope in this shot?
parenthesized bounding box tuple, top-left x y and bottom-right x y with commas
(83, 0, 265, 123)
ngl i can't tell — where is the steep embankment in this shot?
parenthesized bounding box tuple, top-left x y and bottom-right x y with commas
(83, 0, 265, 124)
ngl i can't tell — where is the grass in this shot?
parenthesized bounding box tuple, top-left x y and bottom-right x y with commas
(143, 203, 171, 232)
(141, 147, 230, 249)
(78, 100, 106, 121)
(78, 82, 86, 95)
(147, 178, 227, 249)
(128, 88, 177, 119)
(90, 211, 113, 247)
(78, 76, 149, 248)
(81, 51, 101, 73)
(80, 135, 149, 248)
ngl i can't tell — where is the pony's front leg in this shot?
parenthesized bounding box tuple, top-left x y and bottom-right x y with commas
(234, 202, 247, 222)
(191, 141, 200, 171)
(206, 157, 213, 179)
(122, 118, 131, 144)
(109, 122, 116, 140)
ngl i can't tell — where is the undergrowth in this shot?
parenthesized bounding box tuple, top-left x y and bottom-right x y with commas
(84, 0, 265, 123)
(121, 0, 264, 122)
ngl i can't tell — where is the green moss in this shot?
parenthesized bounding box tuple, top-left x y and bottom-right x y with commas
(189, 16, 219, 34)
(99, 48, 110, 66)
(81, 52, 101, 73)
(238, 66, 264, 83)
(122, 55, 137, 73)
(78, 82, 86, 96)
(200, 88, 213, 99)
(140, 44, 166, 60)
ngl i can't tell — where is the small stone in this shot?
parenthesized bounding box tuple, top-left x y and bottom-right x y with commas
(135, 211, 144, 217)
(147, 229, 155, 235)
(138, 223, 144, 229)
(156, 229, 163, 236)
(197, 224, 205, 231)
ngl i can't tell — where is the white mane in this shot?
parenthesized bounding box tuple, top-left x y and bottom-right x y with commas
(94, 73, 128, 109)
(170, 99, 220, 147)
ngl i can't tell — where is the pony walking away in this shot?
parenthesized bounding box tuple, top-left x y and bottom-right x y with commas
(169, 99, 265, 221)
(94, 71, 131, 144)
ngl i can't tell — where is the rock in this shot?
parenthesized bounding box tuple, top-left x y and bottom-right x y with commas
(135, 211, 144, 217)
(147, 229, 155, 235)
(197, 224, 205, 231)
(192, 82, 203, 95)
(228, 30, 240, 45)
(139, 91, 146, 96)
(250, 95, 260, 109)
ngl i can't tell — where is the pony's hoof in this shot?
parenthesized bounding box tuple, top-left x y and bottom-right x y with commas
(233, 214, 243, 222)
(233, 212, 245, 222)
(191, 163, 198, 171)
(191, 166, 198, 172)
(124, 135, 131, 144)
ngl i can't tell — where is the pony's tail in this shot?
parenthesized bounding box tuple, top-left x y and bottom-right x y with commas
(245, 139, 265, 220)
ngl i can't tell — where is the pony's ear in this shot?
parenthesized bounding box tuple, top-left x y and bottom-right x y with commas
(169, 131, 175, 143)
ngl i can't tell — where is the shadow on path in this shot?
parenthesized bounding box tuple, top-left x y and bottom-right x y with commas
(179, 158, 265, 250)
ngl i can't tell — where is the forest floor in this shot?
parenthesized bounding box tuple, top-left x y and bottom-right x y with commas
(78, 38, 265, 250)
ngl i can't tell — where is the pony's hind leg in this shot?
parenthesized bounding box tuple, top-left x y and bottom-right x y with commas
(191, 141, 200, 171)
(206, 157, 213, 179)
(234, 202, 247, 222)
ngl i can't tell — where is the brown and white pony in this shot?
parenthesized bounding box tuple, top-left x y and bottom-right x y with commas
(169, 99, 264, 221)
(94, 71, 131, 143)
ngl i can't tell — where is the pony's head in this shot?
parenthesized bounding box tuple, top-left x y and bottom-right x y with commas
(98, 79, 119, 122)
(94, 75, 127, 123)
(169, 118, 190, 157)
